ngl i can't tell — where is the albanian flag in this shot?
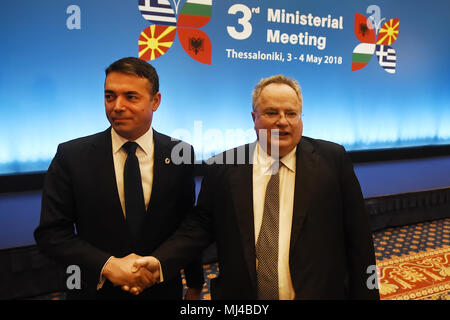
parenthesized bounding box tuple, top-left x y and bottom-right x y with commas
(354, 13, 376, 44)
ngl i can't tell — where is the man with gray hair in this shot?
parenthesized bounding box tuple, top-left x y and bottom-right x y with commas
(130, 75, 379, 300)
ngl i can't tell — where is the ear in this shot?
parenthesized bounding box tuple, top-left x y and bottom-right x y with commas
(251, 111, 256, 124)
(151, 92, 161, 112)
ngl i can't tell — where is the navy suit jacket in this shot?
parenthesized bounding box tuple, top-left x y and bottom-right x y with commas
(34, 128, 204, 299)
(153, 137, 379, 299)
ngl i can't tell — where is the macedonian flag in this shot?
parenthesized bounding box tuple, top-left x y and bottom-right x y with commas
(138, 25, 177, 61)
(377, 18, 399, 46)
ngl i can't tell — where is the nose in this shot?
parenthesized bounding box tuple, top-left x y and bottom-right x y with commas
(275, 112, 289, 126)
(112, 96, 126, 112)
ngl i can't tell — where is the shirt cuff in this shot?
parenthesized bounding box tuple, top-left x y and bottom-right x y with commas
(158, 259, 164, 283)
(97, 256, 114, 291)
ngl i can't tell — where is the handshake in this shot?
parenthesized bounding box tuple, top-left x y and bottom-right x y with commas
(102, 253, 162, 296)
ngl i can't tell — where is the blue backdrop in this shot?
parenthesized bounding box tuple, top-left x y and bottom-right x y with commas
(1, 0, 449, 174)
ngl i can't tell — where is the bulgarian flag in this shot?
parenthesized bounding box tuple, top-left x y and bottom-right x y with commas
(351, 43, 375, 71)
(177, 0, 212, 28)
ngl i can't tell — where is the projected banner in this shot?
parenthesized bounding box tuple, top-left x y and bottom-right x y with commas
(0, 0, 449, 174)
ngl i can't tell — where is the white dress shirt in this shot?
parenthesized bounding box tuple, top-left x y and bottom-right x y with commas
(253, 142, 297, 300)
(97, 127, 155, 289)
(111, 127, 154, 215)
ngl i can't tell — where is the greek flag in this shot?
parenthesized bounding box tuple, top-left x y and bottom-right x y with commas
(138, 0, 177, 26)
(376, 45, 397, 74)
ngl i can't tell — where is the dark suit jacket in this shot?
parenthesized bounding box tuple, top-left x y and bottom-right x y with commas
(34, 128, 204, 299)
(153, 137, 379, 299)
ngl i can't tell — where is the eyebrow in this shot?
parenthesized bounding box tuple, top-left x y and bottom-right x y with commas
(260, 106, 278, 111)
(104, 90, 141, 95)
(260, 106, 297, 111)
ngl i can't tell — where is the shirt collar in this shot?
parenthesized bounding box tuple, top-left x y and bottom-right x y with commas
(255, 141, 296, 173)
(281, 146, 296, 173)
(111, 127, 154, 156)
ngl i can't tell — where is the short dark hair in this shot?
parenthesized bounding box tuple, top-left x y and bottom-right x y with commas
(105, 57, 159, 94)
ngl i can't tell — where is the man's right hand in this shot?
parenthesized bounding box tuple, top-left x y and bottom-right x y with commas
(121, 256, 161, 295)
(102, 253, 156, 294)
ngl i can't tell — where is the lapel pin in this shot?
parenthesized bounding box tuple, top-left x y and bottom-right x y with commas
(165, 157, 170, 164)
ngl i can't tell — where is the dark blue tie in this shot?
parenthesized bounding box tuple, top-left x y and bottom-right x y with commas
(122, 141, 146, 242)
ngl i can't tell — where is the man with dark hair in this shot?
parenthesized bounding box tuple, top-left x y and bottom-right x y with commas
(34, 57, 204, 299)
(130, 75, 379, 300)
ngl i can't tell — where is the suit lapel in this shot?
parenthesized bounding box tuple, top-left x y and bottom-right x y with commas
(228, 142, 258, 288)
(90, 129, 128, 227)
(289, 139, 318, 257)
(148, 130, 171, 214)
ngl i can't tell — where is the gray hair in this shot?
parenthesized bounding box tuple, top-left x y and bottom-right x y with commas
(252, 74, 302, 111)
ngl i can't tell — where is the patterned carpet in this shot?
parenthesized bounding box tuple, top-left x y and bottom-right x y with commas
(372, 218, 450, 300)
(372, 218, 450, 260)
